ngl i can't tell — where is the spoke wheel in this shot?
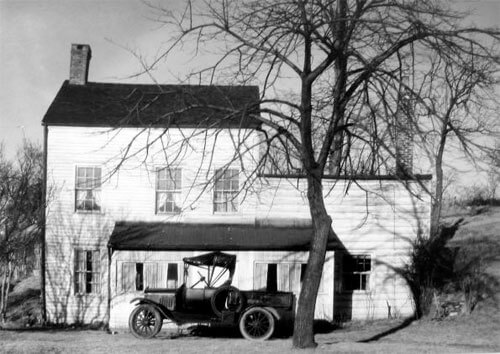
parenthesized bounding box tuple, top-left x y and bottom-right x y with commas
(239, 307, 275, 341)
(129, 304, 163, 339)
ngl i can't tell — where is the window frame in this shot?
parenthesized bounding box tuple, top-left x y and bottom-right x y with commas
(75, 166, 102, 213)
(74, 248, 100, 295)
(155, 167, 182, 214)
(341, 254, 372, 292)
(213, 168, 239, 213)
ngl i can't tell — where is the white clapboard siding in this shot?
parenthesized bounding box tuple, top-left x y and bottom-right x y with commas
(45, 125, 430, 326)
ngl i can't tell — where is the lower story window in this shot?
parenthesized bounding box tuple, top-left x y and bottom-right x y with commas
(121, 262, 180, 292)
(74, 249, 100, 294)
(254, 262, 324, 293)
(342, 254, 371, 291)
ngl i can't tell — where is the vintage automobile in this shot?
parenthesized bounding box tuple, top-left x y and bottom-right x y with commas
(128, 251, 294, 341)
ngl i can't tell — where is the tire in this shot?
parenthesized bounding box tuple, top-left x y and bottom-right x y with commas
(211, 286, 244, 317)
(129, 304, 163, 339)
(239, 307, 275, 341)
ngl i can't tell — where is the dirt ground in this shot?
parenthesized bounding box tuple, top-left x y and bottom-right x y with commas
(1, 313, 499, 354)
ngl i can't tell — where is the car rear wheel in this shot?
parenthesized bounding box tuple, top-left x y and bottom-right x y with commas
(239, 307, 275, 341)
(129, 304, 163, 339)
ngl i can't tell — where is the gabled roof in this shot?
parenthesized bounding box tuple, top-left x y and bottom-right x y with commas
(107, 221, 341, 252)
(42, 81, 261, 129)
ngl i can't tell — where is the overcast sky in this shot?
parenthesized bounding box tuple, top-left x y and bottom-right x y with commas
(0, 0, 499, 185)
(0, 0, 180, 157)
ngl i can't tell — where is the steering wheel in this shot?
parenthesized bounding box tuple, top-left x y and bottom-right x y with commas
(190, 271, 210, 288)
(198, 271, 209, 286)
(189, 271, 209, 288)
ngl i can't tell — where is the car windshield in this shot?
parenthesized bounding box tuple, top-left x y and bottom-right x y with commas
(183, 251, 236, 288)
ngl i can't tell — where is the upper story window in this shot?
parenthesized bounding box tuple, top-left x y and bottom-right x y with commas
(75, 166, 101, 212)
(213, 168, 239, 213)
(342, 254, 371, 291)
(156, 168, 182, 214)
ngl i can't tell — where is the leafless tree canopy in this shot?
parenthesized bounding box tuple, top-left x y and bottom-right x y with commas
(112, 0, 500, 347)
(0, 142, 44, 323)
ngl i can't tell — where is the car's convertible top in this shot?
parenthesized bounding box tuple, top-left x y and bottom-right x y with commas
(183, 251, 236, 273)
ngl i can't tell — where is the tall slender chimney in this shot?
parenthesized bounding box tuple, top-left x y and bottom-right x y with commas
(69, 44, 91, 85)
(395, 77, 414, 176)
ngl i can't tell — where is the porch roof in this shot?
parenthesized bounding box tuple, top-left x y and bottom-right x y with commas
(107, 221, 340, 252)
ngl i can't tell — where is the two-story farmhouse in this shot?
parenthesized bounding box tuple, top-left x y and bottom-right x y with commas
(42, 44, 431, 330)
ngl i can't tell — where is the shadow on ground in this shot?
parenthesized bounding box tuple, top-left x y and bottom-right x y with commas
(358, 317, 414, 342)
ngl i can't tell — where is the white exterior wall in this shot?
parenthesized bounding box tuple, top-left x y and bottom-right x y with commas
(45, 125, 430, 326)
(258, 178, 430, 320)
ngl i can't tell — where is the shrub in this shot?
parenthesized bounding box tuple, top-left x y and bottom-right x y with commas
(400, 227, 456, 318)
(399, 219, 498, 318)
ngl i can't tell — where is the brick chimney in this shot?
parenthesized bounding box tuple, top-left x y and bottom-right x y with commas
(395, 77, 413, 176)
(69, 44, 91, 85)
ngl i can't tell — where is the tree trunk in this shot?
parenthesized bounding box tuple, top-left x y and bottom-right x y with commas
(0, 260, 12, 323)
(431, 140, 445, 237)
(292, 174, 332, 348)
(0, 268, 6, 323)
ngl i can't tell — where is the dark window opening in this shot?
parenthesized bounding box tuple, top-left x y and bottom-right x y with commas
(135, 263, 144, 291)
(342, 254, 371, 291)
(167, 263, 178, 289)
(266, 263, 278, 292)
(300, 263, 307, 282)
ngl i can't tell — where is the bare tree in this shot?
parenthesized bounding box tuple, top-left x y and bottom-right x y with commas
(0, 141, 44, 323)
(407, 53, 498, 235)
(486, 141, 500, 201)
(113, 0, 500, 347)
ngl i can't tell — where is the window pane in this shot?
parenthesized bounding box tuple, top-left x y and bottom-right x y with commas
(156, 169, 181, 213)
(74, 249, 100, 294)
(213, 169, 238, 212)
(75, 167, 101, 212)
(361, 274, 368, 290)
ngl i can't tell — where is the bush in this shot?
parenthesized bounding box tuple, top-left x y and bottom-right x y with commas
(400, 227, 456, 318)
(400, 220, 497, 319)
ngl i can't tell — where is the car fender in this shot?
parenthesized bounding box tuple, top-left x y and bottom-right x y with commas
(242, 305, 281, 321)
(262, 306, 281, 320)
(130, 298, 174, 322)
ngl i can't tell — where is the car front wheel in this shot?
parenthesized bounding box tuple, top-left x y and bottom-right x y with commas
(129, 304, 163, 339)
(239, 307, 275, 341)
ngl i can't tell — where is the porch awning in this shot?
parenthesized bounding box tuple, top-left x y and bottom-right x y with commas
(107, 221, 339, 252)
